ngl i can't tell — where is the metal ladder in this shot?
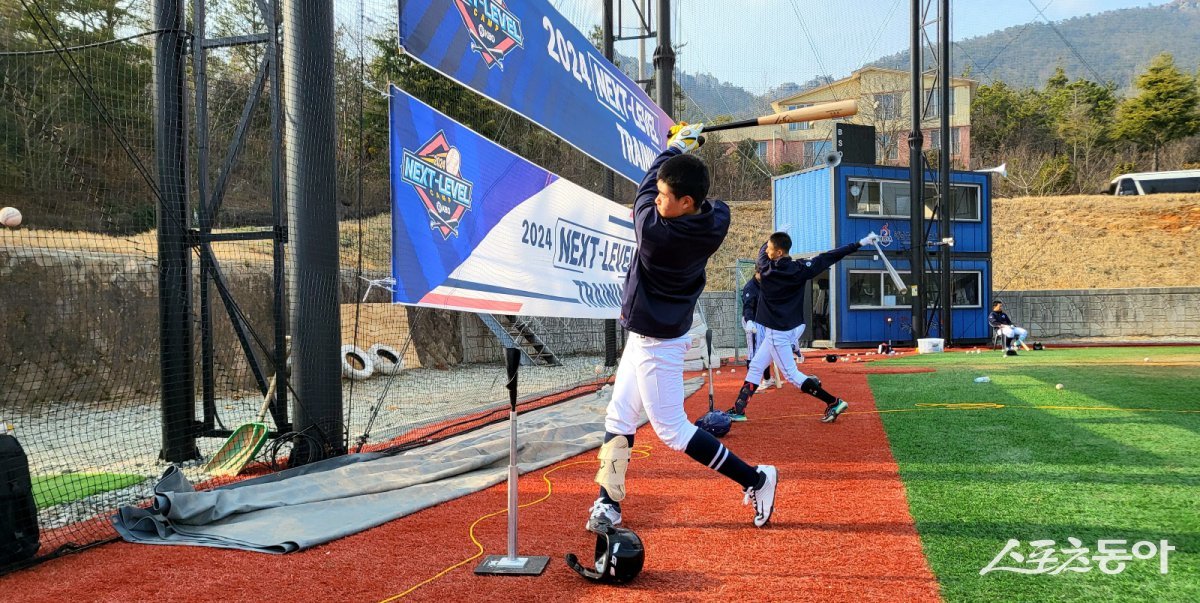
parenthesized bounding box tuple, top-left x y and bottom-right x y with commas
(478, 314, 562, 367)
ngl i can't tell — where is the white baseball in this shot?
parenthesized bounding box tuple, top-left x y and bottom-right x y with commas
(594, 365, 603, 375)
(445, 147, 462, 175)
(1144, 357, 1150, 363)
(1056, 383, 1064, 390)
(0, 207, 21, 228)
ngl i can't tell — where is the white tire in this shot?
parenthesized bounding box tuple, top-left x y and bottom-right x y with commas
(367, 343, 404, 375)
(340, 344, 374, 380)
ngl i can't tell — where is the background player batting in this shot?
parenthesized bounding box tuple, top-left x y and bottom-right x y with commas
(726, 231, 878, 422)
(588, 123, 778, 533)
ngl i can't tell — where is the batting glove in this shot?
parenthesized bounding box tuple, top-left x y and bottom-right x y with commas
(667, 122, 705, 153)
(859, 232, 880, 247)
(743, 320, 758, 334)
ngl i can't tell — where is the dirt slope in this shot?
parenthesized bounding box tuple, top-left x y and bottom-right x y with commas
(715, 193, 1200, 291)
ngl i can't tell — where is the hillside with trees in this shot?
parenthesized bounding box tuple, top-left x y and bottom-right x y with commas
(973, 54, 1200, 196)
(872, 0, 1200, 89)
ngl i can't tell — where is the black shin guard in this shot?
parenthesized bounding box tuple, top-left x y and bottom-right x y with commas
(734, 381, 759, 412)
(800, 376, 838, 405)
(684, 428, 759, 490)
(598, 432, 633, 508)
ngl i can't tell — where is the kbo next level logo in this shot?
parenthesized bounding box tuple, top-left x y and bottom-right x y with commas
(401, 131, 474, 239)
(453, 0, 524, 69)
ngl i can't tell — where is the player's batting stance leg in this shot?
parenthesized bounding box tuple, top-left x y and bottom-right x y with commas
(728, 325, 849, 423)
(591, 333, 778, 531)
(753, 326, 774, 385)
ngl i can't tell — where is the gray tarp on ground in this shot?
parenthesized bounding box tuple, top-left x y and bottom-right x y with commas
(112, 379, 702, 553)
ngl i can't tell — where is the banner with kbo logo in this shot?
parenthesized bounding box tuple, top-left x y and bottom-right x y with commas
(390, 85, 635, 318)
(398, 0, 672, 183)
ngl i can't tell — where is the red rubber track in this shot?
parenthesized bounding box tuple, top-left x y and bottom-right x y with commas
(4, 358, 940, 602)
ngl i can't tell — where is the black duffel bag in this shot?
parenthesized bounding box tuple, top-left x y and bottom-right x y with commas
(0, 433, 39, 568)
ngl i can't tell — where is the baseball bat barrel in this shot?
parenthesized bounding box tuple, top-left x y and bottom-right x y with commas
(703, 99, 859, 133)
(872, 240, 907, 291)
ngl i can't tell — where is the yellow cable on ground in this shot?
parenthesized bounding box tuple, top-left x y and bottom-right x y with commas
(378, 446, 653, 602)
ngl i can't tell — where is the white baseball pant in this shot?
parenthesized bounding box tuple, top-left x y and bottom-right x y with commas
(745, 324, 810, 388)
(604, 332, 698, 452)
(999, 325, 1028, 347)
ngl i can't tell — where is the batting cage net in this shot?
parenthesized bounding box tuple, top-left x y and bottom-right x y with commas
(0, 0, 645, 570)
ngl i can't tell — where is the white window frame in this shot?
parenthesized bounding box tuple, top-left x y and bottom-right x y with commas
(874, 92, 902, 120)
(927, 88, 956, 119)
(876, 133, 900, 161)
(847, 177, 982, 222)
(929, 271, 984, 309)
(848, 270, 982, 309)
(804, 139, 831, 167)
(787, 104, 812, 131)
(756, 141, 769, 160)
(848, 270, 913, 309)
(930, 128, 962, 155)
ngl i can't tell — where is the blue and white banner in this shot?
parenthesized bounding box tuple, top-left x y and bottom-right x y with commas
(389, 85, 635, 318)
(398, 0, 672, 183)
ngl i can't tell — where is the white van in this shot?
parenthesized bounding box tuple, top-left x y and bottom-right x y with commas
(1107, 170, 1200, 196)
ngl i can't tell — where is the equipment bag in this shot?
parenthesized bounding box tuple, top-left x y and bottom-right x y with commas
(0, 434, 40, 567)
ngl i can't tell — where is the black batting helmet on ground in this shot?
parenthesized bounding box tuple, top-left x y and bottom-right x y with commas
(695, 410, 732, 438)
(566, 524, 645, 584)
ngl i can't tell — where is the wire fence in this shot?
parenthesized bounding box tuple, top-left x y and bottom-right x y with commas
(0, 0, 638, 570)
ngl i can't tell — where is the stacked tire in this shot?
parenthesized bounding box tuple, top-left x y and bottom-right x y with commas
(340, 343, 405, 380)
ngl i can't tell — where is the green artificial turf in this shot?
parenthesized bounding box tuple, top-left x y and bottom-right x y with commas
(868, 346, 1200, 602)
(32, 473, 145, 508)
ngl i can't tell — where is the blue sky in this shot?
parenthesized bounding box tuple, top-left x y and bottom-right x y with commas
(554, 0, 1174, 94)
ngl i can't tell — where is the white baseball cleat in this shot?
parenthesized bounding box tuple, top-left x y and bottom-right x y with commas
(744, 465, 778, 527)
(585, 498, 622, 532)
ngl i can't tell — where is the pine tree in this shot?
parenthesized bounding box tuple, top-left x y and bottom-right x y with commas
(1113, 53, 1200, 170)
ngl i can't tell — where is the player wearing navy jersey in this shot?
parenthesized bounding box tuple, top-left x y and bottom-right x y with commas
(989, 300, 1030, 355)
(726, 231, 877, 422)
(589, 124, 778, 533)
(741, 273, 775, 387)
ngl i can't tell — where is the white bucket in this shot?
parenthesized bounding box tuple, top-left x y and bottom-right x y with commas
(917, 338, 945, 354)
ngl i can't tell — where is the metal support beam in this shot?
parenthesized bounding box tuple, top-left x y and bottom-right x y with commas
(268, 0, 289, 426)
(282, 0, 345, 459)
(908, 0, 926, 341)
(193, 0, 216, 431)
(207, 53, 270, 219)
(192, 0, 289, 438)
(155, 0, 198, 462)
(937, 0, 953, 345)
(653, 0, 674, 118)
(603, 0, 619, 367)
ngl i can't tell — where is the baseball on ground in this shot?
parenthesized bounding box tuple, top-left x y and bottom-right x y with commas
(0, 207, 21, 228)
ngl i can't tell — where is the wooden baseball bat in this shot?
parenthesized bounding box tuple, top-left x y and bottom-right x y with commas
(702, 99, 859, 133)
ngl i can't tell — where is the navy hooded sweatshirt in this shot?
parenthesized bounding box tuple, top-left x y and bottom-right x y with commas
(741, 276, 761, 323)
(619, 148, 731, 339)
(754, 240, 861, 331)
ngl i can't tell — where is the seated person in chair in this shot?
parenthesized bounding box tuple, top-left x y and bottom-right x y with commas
(989, 300, 1030, 355)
